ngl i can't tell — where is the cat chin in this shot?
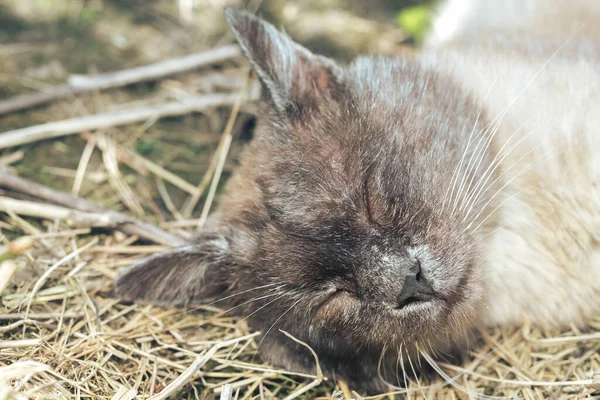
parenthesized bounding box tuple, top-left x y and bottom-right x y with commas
(256, 334, 392, 394)
(254, 322, 474, 395)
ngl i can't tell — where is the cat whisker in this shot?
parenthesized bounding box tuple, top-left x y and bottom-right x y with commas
(451, 123, 495, 215)
(460, 124, 528, 214)
(256, 297, 304, 350)
(232, 291, 295, 328)
(453, 30, 577, 218)
(451, 106, 511, 215)
(455, 118, 506, 214)
(442, 76, 498, 214)
(206, 282, 283, 307)
(464, 140, 569, 233)
(462, 131, 547, 221)
(171, 283, 284, 317)
(406, 348, 428, 400)
(395, 343, 403, 390)
(399, 344, 412, 400)
(376, 342, 390, 389)
(419, 347, 508, 400)
(198, 289, 286, 327)
(465, 217, 528, 251)
(465, 182, 541, 236)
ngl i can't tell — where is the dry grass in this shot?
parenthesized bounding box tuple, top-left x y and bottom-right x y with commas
(2, 196, 600, 400)
(1, 1, 600, 399)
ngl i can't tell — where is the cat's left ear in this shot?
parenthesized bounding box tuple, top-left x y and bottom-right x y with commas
(114, 231, 231, 307)
(225, 8, 344, 115)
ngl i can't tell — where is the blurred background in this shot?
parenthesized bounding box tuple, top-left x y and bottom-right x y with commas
(0, 0, 435, 223)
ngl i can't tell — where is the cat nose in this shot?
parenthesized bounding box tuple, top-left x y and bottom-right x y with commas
(396, 260, 434, 309)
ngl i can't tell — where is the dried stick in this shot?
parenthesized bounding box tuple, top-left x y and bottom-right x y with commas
(219, 384, 233, 400)
(0, 197, 129, 228)
(150, 333, 260, 400)
(87, 132, 197, 195)
(0, 150, 25, 166)
(196, 73, 250, 227)
(0, 45, 242, 116)
(0, 260, 18, 295)
(146, 345, 219, 400)
(0, 91, 258, 150)
(0, 167, 186, 246)
(0, 311, 84, 320)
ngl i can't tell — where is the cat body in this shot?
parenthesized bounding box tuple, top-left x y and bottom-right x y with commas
(421, 37, 600, 327)
(428, 0, 600, 46)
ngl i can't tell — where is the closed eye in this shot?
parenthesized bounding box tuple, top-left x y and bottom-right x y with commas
(362, 174, 379, 227)
(317, 288, 357, 311)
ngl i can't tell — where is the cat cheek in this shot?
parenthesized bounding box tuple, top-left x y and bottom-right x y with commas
(312, 291, 359, 327)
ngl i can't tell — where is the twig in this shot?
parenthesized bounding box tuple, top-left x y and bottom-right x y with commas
(0, 197, 130, 228)
(213, 374, 277, 394)
(0, 91, 259, 150)
(0, 338, 42, 348)
(156, 178, 184, 220)
(197, 73, 251, 228)
(25, 237, 98, 317)
(0, 260, 18, 295)
(438, 361, 595, 387)
(0, 150, 25, 166)
(146, 345, 219, 400)
(0, 167, 186, 246)
(72, 135, 96, 196)
(279, 330, 325, 400)
(68, 45, 241, 90)
(110, 386, 137, 400)
(282, 380, 324, 400)
(0, 361, 49, 380)
(184, 71, 251, 217)
(219, 384, 233, 400)
(0, 45, 242, 116)
(0, 166, 104, 212)
(0, 312, 84, 320)
(0, 85, 72, 116)
(99, 134, 145, 217)
(87, 133, 197, 196)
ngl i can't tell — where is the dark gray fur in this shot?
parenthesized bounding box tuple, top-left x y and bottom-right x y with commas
(115, 9, 493, 393)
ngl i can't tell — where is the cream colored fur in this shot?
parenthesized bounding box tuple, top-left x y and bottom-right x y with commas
(425, 0, 600, 328)
(427, 0, 600, 46)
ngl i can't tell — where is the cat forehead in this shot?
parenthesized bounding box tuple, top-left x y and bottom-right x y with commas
(348, 57, 429, 102)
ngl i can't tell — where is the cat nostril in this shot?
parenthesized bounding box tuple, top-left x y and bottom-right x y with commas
(415, 269, 422, 282)
(396, 263, 434, 309)
(400, 296, 421, 307)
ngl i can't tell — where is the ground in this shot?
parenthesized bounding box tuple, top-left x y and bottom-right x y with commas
(0, 0, 599, 399)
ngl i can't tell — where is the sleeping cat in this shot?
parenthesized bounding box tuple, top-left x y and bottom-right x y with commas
(114, 0, 600, 392)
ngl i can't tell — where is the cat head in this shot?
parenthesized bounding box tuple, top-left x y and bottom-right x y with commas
(115, 9, 486, 392)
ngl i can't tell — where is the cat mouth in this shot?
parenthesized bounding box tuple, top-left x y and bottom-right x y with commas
(391, 297, 437, 314)
(314, 287, 440, 321)
(313, 289, 359, 320)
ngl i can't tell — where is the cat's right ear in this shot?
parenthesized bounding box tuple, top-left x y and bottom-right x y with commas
(114, 231, 231, 307)
(225, 8, 343, 115)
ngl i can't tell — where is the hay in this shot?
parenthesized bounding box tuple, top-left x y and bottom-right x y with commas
(1, 214, 599, 399)
(1, 2, 599, 399)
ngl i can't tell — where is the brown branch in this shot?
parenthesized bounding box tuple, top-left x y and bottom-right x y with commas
(0, 197, 130, 228)
(0, 166, 186, 247)
(0, 90, 259, 150)
(0, 45, 242, 116)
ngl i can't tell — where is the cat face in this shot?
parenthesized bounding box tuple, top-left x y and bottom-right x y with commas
(115, 9, 487, 391)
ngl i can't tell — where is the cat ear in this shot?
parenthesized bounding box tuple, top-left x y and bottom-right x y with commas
(114, 232, 231, 307)
(225, 8, 343, 114)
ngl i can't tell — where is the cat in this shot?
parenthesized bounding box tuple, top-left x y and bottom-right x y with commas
(115, 0, 600, 393)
